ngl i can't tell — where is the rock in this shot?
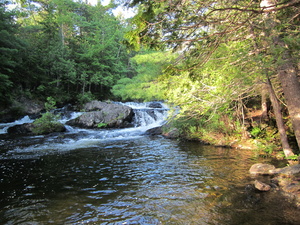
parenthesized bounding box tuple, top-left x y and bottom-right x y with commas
(67, 102, 134, 128)
(270, 164, 300, 175)
(7, 122, 66, 135)
(254, 180, 271, 191)
(0, 97, 44, 123)
(21, 97, 44, 115)
(282, 182, 300, 193)
(83, 101, 109, 112)
(147, 102, 163, 108)
(145, 126, 163, 135)
(7, 123, 35, 134)
(249, 163, 276, 175)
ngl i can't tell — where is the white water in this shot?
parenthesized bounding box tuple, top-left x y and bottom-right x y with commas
(0, 116, 34, 134)
(1, 102, 169, 157)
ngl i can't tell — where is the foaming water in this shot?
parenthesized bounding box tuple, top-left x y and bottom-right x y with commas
(0, 116, 34, 134)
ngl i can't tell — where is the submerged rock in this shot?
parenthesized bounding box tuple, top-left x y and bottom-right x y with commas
(249, 163, 300, 206)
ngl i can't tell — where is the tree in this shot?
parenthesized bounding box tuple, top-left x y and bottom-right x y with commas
(259, 0, 300, 155)
(8, 0, 132, 103)
(125, 0, 300, 155)
(0, 3, 27, 106)
(112, 50, 175, 101)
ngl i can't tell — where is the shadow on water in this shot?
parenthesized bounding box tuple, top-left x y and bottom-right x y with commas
(0, 138, 299, 224)
(0, 103, 299, 224)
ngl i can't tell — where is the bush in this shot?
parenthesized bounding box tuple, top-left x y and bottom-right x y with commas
(32, 112, 64, 134)
(77, 92, 95, 106)
(32, 96, 65, 135)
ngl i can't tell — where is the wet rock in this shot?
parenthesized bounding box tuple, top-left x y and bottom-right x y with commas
(147, 102, 163, 108)
(67, 102, 134, 129)
(7, 123, 35, 134)
(249, 163, 276, 175)
(281, 182, 300, 193)
(254, 180, 271, 191)
(145, 126, 163, 135)
(7, 122, 66, 135)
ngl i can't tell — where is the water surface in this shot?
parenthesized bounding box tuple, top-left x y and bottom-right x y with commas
(0, 103, 299, 224)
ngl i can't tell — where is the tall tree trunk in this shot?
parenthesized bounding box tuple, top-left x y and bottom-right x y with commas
(266, 77, 294, 158)
(261, 0, 300, 151)
(276, 47, 300, 150)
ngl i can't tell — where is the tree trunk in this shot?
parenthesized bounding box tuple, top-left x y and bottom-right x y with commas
(260, 0, 300, 151)
(261, 83, 268, 119)
(276, 49, 300, 151)
(266, 77, 294, 158)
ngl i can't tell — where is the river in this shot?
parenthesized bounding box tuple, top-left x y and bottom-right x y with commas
(0, 102, 299, 225)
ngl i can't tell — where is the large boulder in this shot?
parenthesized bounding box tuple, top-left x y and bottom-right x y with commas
(83, 100, 110, 112)
(67, 102, 134, 128)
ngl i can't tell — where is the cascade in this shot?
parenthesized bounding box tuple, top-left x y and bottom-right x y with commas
(0, 102, 169, 154)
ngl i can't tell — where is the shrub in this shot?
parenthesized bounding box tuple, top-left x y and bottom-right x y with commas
(32, 112, 62, 134)
(32, 97, 64, 135)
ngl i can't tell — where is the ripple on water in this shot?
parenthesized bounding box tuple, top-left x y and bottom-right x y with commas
(0, 137, 299, 225)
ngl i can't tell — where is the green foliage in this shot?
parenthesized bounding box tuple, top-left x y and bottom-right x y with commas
(77, 92, 95, 106)
(45, 96, 56, 112)
(32, 112, 61, 135)
(112, 50, 175, 101)
(97, 123, 107, 128)
(32, 96, 60, 135)
(0, 4, 26, 105)
(286, 154, 300, 161)
(250, 127, 262, 138)
(1, 0, 132, 105)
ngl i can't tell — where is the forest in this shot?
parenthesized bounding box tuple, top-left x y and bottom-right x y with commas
(1, 0, 300, 160)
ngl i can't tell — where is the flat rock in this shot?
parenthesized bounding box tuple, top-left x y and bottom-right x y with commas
(270, 164, 300, 175)
(249, 163, 276, 175)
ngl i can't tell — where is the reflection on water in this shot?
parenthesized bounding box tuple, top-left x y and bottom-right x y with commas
(0, 137, 299, 224)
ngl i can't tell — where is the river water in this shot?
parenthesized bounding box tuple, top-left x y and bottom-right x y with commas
(0, 102, 299, 225)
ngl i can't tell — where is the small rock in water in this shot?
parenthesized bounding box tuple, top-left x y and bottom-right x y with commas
(254, 180, 271, 191)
